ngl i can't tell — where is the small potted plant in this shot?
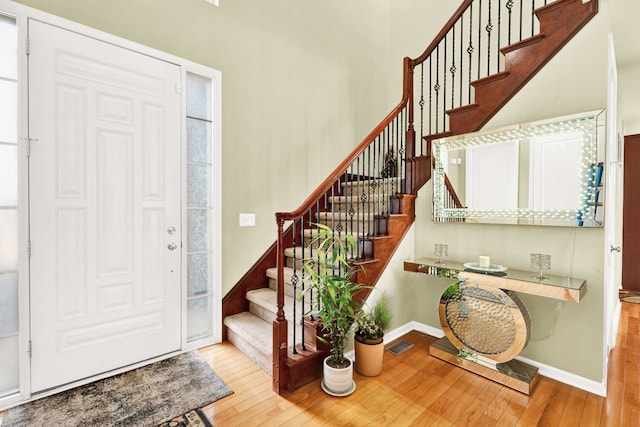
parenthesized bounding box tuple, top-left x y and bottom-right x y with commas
(354, 294, 392, 376)
(301, 223, 369, 396)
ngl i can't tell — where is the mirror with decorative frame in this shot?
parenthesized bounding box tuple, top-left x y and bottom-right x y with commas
(432, 110, 605, 227)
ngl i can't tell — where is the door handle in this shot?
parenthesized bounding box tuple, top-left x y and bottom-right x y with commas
(167, 242, 178, 251)
(610, 245, 621, 253)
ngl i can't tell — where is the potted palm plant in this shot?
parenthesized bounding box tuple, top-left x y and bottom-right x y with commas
(354, 294, 392, 376)
(301, 223, 369, 396)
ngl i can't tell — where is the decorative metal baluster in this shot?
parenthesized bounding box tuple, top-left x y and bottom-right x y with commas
(468, 3, 474, 104)
(298, 217, 306, 350)
(459, 17, 464, 108)
(520, 0, 523, 41)
(291, 220, 299, 354)
(375, 135, 381, 229)
(531, 0, 535, 37)
(355, 158, 361, 259)
(497, 0, 502, 71)
(478, 0, 482, 79)
(507, 0, 514, 45)
(435, 45, 440, 134)
(400, 109, 406, 194)
(428, 59, 432, 135)
(348, 163, 356, 257)
(419, 62, 425, 141)
(365, 145, 372, 236)
(450, 27, 456, 114)
(443, 36, 447, 132)
(486, 0, 493, 76)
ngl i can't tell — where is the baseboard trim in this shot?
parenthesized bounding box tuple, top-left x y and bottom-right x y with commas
(372, 321, 606, 397)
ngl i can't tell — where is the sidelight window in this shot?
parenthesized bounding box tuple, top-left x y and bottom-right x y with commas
(185, 72, 216, 343)
(0, 12, 19, 398)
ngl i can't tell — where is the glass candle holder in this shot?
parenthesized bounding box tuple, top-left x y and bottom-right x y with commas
(530, 253, 551, 280)
(434, 243, 448, 265)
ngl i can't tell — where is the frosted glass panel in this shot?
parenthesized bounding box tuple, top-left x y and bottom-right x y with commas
(188, 253, 211, 297)
(186, 118, 212, 164)
(0, 144, 17, 206)
(0, 81, 17, 143)
(187, 209, 211, 252)
(186, 71, 214, 344)
(0, 335, 19, 397)
(0, 272, 18, 336)
(186, 73, 212, 121)
(0, 209, 18, 271)
(0, 15, 17, 80)
(187, 296, 212, 341)
(187, 164, 212, 208)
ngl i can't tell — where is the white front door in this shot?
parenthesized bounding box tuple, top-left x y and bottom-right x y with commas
(28, 20, 182, 392)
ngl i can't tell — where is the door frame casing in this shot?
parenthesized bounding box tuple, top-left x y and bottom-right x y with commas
(0, 0, 222, 410)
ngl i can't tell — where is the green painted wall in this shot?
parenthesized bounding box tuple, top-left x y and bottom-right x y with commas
(12, 0, 401, 296)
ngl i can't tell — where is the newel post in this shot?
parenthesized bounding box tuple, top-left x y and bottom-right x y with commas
(272, 216, 288, 394)
(405, 57, 416, 159)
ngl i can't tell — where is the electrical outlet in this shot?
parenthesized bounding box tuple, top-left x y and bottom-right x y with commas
(239, 213, 256, 227)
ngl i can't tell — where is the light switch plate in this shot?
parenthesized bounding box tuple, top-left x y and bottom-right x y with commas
(239, 213, 256, 227)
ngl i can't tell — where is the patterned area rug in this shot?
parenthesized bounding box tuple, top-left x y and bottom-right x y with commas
(2, 351, 232, 427)
(158, 408, 213, 427)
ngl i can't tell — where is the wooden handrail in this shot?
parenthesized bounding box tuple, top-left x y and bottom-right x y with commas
(410, 0, 474, 66)
(274, 0, 477, 223)
(444, 173, 465, 208)
(275, 57, 413, 223)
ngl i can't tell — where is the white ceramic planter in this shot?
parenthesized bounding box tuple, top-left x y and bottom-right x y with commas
(321, 356, 355, 396)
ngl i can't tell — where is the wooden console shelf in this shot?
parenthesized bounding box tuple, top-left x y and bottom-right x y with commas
(404, 257, 587, 302)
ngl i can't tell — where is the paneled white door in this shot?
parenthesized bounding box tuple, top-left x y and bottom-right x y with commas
(28, 20, 182, 392)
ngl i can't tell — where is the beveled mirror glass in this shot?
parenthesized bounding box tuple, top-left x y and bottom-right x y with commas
(432, 110, 605, 227)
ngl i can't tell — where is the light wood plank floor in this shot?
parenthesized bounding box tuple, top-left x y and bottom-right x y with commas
(199, 302, 639, 426)
(1, 302, 638, 426)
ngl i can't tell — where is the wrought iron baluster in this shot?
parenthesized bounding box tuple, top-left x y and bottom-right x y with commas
(291, 221, 298, 354)
(293, 215, 307, 351)
(443, 36, 447, 132)
(468, 3, 474, 104)
(520, 0, 523, 41)
(487, 0, 493, 76)
(450, 27, 456, 112)
(375, 133, 380, 227)
(310, 207, 317, 318)
(531, 0, 535, 37)
(355, 158, 361, 259)
(507, 0, 513, 46)
(478, 0, 482, 79)
(419, 62, 425, 140)
(428, 59, 432, 135)
(365, 145, 372, 236)
(348, 164, 355, 255)
(498, 0, 502, 71)
(459, 17, 464, 108)
(435, 45, 440, 134)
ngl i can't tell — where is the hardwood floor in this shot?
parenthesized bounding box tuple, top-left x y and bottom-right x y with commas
(199, 302, 639, 426)
(0, 302, 637, 426)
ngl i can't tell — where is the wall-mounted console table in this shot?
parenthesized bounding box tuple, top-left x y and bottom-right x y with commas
(404, 257, 587, 394)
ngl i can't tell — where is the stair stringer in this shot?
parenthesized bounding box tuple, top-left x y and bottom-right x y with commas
(447, 0, 599, 134)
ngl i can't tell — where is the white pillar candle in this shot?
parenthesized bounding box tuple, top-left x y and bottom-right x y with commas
(478, 255, 490, 268)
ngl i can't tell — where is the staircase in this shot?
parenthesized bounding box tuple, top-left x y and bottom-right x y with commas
(224, 178, 415, 382)
(222, 0, 598, 394)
